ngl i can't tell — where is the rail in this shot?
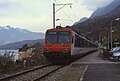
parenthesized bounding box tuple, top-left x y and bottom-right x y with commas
(0, 63, 53, 81)
(32, 65, 65, 81)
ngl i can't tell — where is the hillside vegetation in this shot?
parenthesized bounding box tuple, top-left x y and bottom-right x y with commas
(72, 7, 120, 46)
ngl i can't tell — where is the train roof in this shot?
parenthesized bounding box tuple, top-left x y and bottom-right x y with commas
(46, 27, 73, 32)
(45, 26, 98, 46)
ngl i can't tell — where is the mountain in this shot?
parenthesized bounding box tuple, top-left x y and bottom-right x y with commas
(0, 39, 44, 50)
(79, 17, 88, 22)
(0, 25, 44, 46)
(72, 0, 120, 44)
(73, 0, 120, 24)
(90, 0, 120, 18)
(74, 17, 88, 25)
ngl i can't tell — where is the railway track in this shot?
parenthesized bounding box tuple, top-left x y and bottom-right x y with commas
(0, 50, 97, 81)
(0, 63, 65, 81)
(32, 65, 65, 81)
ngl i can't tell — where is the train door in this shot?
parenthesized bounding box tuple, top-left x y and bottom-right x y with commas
(71, 32, 75, 56)
(71, 33, 80, 55)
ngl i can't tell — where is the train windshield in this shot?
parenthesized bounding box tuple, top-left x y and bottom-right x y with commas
(58, 32, 70, 44)
(46, 31, 70, 44)
(46, 32, 57, 44)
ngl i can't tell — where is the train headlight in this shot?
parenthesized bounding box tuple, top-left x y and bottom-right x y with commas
(45, 48, 51, 52)
(63, 48, 68, 53)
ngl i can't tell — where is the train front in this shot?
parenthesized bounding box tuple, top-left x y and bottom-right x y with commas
(43, 28, 72, 63)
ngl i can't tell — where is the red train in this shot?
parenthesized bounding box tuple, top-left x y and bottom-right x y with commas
(43, 26, 97, 63)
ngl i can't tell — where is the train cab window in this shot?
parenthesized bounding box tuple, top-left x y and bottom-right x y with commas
(58, 32, 70, 44)
(46, 32, 57, 44)
(46, 31, 70, 44)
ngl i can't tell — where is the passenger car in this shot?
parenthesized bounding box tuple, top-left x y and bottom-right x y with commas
(109, 47, 120, 61)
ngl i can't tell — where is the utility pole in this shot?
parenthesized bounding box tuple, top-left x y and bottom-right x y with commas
(110, 21, 113, 49)
(53, 3, 72, 29)
(53, 3, 55, 29)
(110, 18, 120, 49)
(107, 29, 110, 49)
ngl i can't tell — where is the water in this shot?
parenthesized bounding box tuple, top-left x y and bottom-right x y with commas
(0, 50, 19, 61)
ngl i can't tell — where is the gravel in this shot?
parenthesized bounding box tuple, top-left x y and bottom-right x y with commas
(1, 64, 86, 81)
(4, 65, 60, 81)
(40, 65, 87, 81)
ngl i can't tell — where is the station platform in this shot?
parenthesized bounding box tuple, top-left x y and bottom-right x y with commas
(71, 51, 120, 81)
(72, 51, 120, 64)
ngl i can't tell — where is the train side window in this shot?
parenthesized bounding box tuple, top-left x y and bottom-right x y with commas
(75, 35, 80, 47)
(79, 37, 85, 47)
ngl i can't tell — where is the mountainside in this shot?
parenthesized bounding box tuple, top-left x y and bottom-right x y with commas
(74, 17, 88, 25)
(0, 39, 44, 50)
(90, 0, 120, 18)
(72, 0, 120, 45)
(0, 25, 44, 46)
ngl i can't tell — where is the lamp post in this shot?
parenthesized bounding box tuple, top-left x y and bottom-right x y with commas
(110, 18, 120, 49)
(110, 20, 113, 49)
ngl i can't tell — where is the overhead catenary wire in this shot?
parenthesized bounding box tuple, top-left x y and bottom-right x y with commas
(53, 0, 78, 25)
(64, 0, 78, 21)
(61, 9, 73, 22)
(63, 0, 74, 22)
(54, 0, 79, 20)
(69, 5, 78, 21)
(55, 4, 66, 13)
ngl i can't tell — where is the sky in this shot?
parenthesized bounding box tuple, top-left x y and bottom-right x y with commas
(0, 0, 114, 33)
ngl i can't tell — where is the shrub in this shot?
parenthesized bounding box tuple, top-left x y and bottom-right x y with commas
(0, 53, 16, 73)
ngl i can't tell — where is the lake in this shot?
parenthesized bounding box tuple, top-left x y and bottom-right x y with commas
(0, 50, 19, 61)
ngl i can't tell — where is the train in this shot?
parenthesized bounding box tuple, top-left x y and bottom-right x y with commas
(43, 26, 98, 63)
